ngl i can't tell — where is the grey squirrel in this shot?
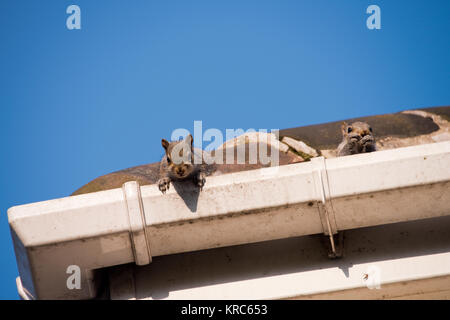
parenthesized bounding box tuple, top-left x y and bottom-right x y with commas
(158, 134, 213, 193)
(337, 121, 377, 157)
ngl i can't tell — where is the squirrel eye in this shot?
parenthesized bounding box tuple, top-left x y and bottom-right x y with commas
(166, 156, 171, 164)
(369, 127, 373, 133)
(347, 127, 353, 133)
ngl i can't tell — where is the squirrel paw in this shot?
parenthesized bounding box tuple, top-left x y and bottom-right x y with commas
(158, 177, 171, 194)
(195, 172, 206, 191)
(348, 132, 362, 142)
(360, 135, 374, 145)
(361, 135, 376, 152)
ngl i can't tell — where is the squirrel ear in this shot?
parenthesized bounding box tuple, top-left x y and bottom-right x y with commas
(161, 139, 170, 151)
(341, 122, 348, 135)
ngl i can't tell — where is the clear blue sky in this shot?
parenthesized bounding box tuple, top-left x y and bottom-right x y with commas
(0, 0, 449, 299)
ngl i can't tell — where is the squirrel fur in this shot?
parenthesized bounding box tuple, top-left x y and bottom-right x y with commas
(158, 134, 215, 193)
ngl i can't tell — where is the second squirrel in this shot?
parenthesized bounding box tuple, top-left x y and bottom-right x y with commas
(337, 121, 377, 157)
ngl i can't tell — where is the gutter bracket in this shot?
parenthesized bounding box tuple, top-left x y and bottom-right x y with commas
(311, 157, 343, 259)
(123, 181, 152, 265)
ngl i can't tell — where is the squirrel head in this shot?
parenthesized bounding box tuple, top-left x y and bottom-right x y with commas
(161, 134, 195, 179)
(341, 121, 374, 139)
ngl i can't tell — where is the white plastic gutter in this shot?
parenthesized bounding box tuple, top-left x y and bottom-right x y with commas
(8, 141, 450, 299)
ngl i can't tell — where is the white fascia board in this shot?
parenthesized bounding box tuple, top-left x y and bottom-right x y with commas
(110, 216, 450, 300)
(8, 141, 450, 299)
